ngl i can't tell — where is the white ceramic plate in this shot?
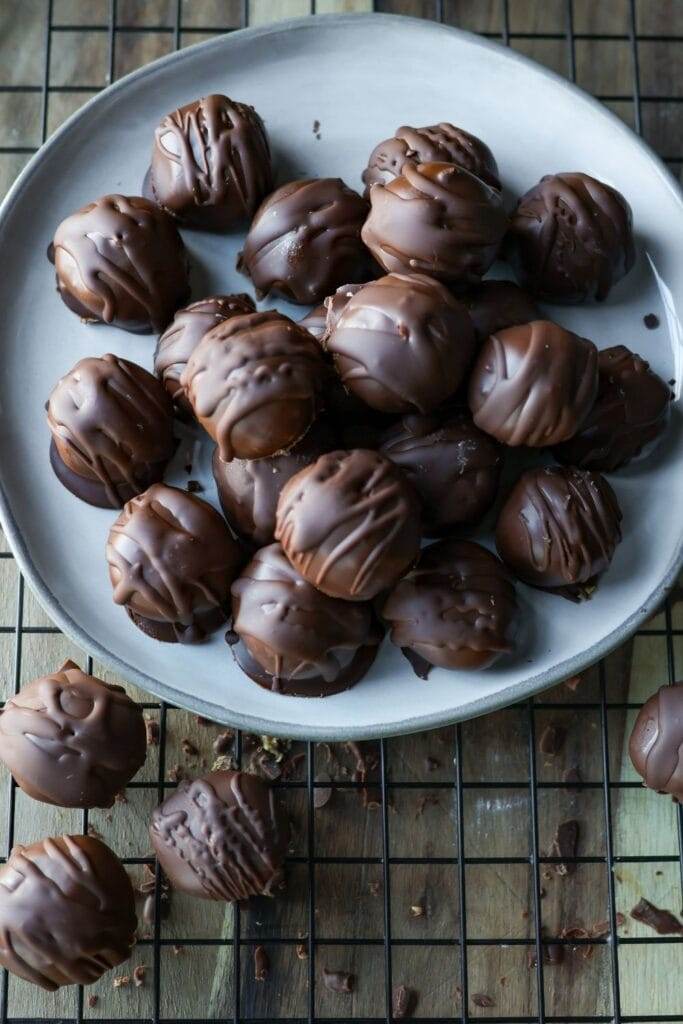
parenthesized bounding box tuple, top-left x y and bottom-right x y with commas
(1, 14, 682, 740)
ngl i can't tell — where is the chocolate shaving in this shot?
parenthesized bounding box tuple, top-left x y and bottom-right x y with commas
(145, 717, 160, 746)
(254, 945, 269, 981)
(630, 897, 683, 935)
(549, 818, 579, 875)
(133, 964, 146, 987)
(410, 903, 425, 918)
(322, 967, 354, 993)
(314, 771, 333, 809)
(472, 993, 494, 1007)
(296, 942, 308, 959)
(393, 983, 417, 1018)
(87, 995, 98, 1008)
(560, 925, 588, 940)
(181, 738, 198, 757)
(539, 723, 566, 756)
(113, 974, 130, 988)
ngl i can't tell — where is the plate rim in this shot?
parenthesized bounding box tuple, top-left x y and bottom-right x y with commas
(1, 11, 682, 740)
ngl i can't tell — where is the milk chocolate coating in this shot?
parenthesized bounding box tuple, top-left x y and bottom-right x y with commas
(324, 273, 476, 415)
(230, 543, 383, 696)
(52, 194, 190, 333)
(154, 294, 255, 415)
(506, 172, 635, 303)
(47, 353, 175, 509)
(361, 161, 508, 285)
(182, 310, 325, 461)
(379, 412, 502, 535)
(462, 279, 540, 342)
(382, 540, 518, 673)
(238, 178, 371, 304)
(495, 466, 622, 597)
(149, 94, 272, 229)
(554, 345, 671, 471)
(275, 449, 422, 601)
(150, 770, 288, 901)
(362, 122, 500, 195)
(0, 835, 136, 990)
(468, 320, 599, 447)
(629, 684, 683, 801)
(299, 304, 327, 340)
(106, 483, 244, 643)
(212, 419, 336, 547)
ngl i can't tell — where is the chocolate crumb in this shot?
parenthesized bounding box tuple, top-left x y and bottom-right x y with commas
(314, 771, 333, 809)
(499, 975, 508, 986)
(472, 993, 494, 1008)
(410, 903, 425, 918)
(564, 674, 582, 692)
(312, 119, 320, 133)
(113, 974, 130, 988)
(86, 824, 103, 840)
(87, 995, 98, 1008)
(254, 945, 269, 981)
(655, 869, 663, 876)
(630, 897, 683, 935)
(322, 967, 354, 993)
(393, 983, 417, 1018)
(296, 942, 308, 959)
(224, 627, 239, 646)
(114, 790, 127, 804)
(133, 964, 146, 987)
(145, 717, 160, 746)
(213, 730, 234, 755)
(187, 479, 203, 493)
(549, 818, 579, 875)
(181, 738, 198, 757)
(539, 723, 566, 756)
(424, 756, 441, 772)
(315, 132, 321, 140)
(172, 944, 183, 955)
(168, 764, 183, 783)
(643, 313, 660, 329)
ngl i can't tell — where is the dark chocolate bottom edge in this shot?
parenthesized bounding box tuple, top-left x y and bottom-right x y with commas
(228, 637, 380, 697)
(50, 439, 172, 510)
(126, 605, 227, 644)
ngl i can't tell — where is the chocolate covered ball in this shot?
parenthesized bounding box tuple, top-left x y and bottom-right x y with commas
(51, 194, 189, 333)
(212, 418, 336, 547)
(154, 293, 255, 415)
(0, 661, 145, 808)
(382, 539, 518, 675)
(468, 320, 599, 447)
(462, 279, 540, 342)
(495, 466, 622, 598)
(275, 449, 421, 601)
(324, 273, 476, 415)
(238, 178, 370, 304)
(379, 412, 502, 535)
(629, 684, 683, 801)
(106, 483, 244, 643)
(150, 770, 288, 901)
(361, 161, 508, 285)
(148, 93, 272, 229)
(230, 543, 383, 696)
(506, 172, 635, 303)
(47, 353, 175, 509)
(555, 345, 671, 471)
(362, 122, 500, 195)
(182, 310, 325, 461)
(0, 835, 136, 990)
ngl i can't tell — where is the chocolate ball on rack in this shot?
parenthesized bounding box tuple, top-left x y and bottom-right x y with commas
(150, 769, 289, 901)
(461, 279, 540, 342)
(362, 121, 500, 195)
(238, 177, 371, 304)
(495, 466, 622, 600)
(230, 543, 384, 696)
(505, 171, 635, 303)
(468, 320, 599, 447)
(361, 161, 508, 285)
(0, 835, 136, 990)
(275, 448, 422, 601)
(50, 194, 189, 333)
(382, 539, 518, 676)
(0, 660, 145, 808)
(154, 293, 255, 416)
(148, 93, 272, 229)
(182, 309, 326, 462)
(106, 483, 244, 643)
(47, 353, 175, 509)
(629, 683, 683, 802)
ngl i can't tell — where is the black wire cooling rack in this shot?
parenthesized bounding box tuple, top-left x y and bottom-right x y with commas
(0, 2, 682, 1023)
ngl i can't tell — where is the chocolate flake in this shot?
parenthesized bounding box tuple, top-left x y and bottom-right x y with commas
(550, 818, 579, 875)
(393, 983, 417, 1018)
(181, 738, 198, 757)
(564, 674, 582, 692)
(113, 974, 130, 988)
(145, 717, 160, 746)
(643, 313, 660, 329)
(172, 944, 183, 955)
(87, 995, 98, 1008)
(187, 479, 203, 493)
(410, 903, 425, 918)
(254, 945, 269, 981)
(213, 730, 234, 755)
(133, 964, 146, 987)
(539, 723, 566, 756)
(296, 942, 308, 959)
(322, 967, 354, 993)
(314, 771, 333, 809)
(472, 993, 494, 1007)
(630, 897, 683, 935)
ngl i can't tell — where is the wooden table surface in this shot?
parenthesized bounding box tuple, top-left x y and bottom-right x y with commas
(0, 2, 681, 1020)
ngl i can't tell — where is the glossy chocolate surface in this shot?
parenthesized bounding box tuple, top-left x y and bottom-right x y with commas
(468, 320, 599, 447)
(150, 770, 288, 901)
(298, 304, 327, 340)
(462, 279, 539, 342)
(629, 684, 683, 801)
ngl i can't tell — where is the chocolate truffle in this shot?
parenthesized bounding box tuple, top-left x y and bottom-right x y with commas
(238, 178, 370, 304)
(495, 466, 622, 598)
(361, 161, 508, 285)
(154, 293, 255, 415)
(148, 93, 272, 229)
(379, 412, 502, 535)
(629, 684, 683, 801)
(468, 320, 599, 447)
(230, 543, 383, 696)
(0, 834, 136, 990)
(106, 483, 244, 642)
(275, 449, 422, 601)
(47, 353, 175, 509)
(150, 769, 288, 901)
(183, 310, 325, 462)
(0, 660, 145, 808)
(382, 540, 518, 675)
(506, 172, 635, 303)
(213, 418, 336, 547)
(51, 194, 189, 333)
(555, 345, 671, 471)
(462, 279, 540, 342)
(324, 273, 476, 415)
(362, 122, 500, 195)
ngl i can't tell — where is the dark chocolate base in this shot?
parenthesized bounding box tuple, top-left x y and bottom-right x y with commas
(142, 165, 249, 233)
(229, 638, 379, 698)
(401, 647, 432, 680)
(126, 605, 228, 644)
(50, 439, 172, 510)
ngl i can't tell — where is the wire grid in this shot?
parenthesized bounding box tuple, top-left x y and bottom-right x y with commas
(0, 1, 682, 1022)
